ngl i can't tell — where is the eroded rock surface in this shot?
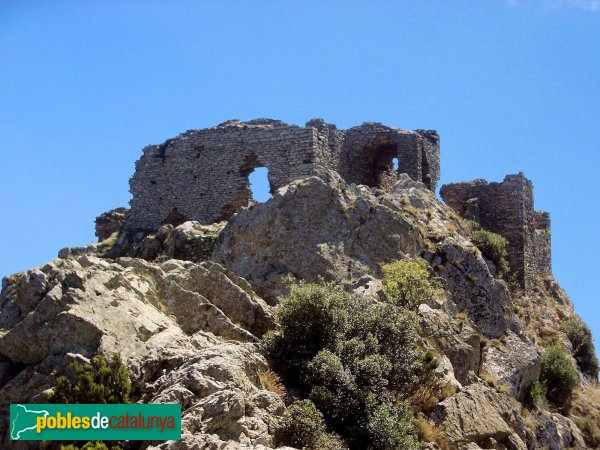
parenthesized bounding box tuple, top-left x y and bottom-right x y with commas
(433, 383, 527, 449)
(480, 331, 541, 401)
(0, 255, 282, 449)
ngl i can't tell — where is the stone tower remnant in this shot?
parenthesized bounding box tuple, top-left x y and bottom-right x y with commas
(440, 173, 552, 290)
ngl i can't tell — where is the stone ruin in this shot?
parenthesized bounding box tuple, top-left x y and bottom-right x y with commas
(440, 173, 552, 290)
(115, 117, 550, 290)
(124, 118, 440, 231)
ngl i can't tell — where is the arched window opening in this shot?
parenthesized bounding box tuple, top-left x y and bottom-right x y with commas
(392, 157, 399, 171)
(248, 167, 272, 203)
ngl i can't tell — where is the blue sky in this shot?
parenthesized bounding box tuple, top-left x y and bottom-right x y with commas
(1, 1, 598, 351)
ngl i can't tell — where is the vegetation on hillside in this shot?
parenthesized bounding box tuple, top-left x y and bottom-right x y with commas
(462, 219, 510, 279)
(53, 354, 130, 450)
(265, 260, 443, 450)
(381, 258, 445, 310)
(539, 345, 579, 408)
(560, 318, 599, 379)
(51, 354, 131, 404)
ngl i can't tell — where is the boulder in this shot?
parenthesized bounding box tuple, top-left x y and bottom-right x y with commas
(480, 331, 541, 401)
(419, 304, 481, 385)
(526, 409, 587, 450)
(433, 383, 527, 449)
(213, 173, 423, 303)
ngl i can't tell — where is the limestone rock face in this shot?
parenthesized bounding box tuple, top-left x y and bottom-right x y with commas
(114, 220, 226, 263)
(526, 409, 587, 450)
(0, 255, 281, 449)
(145, 344, 288, 450)
(419, 304, 481, 385)
(214, 173, 510, 339)
(213, 173, 423, 303)
(433, 383, 527, 449)
(480, 331, 541, 401)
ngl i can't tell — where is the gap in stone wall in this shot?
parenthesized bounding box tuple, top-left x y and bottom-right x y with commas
(392, 157, 399, 171)
(248, 167, 272, 203)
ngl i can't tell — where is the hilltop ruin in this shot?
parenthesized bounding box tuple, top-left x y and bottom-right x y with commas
(121, 118, 550, 290)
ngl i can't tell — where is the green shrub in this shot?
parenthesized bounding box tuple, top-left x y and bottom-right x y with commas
(262, 281, 359, 381)
(381, 259, 444, 310)
(278, 399, 347, 450)
(540, 345, 579, 406)
(51, 354, 131, 404)
(560, 318, 599, 379)
(470, 228, 510, 279)
(264, 280, 430, 449)
(366, 399, 419, 450)
(525, 380, 549, 409)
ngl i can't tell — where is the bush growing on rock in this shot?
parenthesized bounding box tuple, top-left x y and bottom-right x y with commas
(51, 354, 131, 404)
(560, 318, 599, 379)
(264, 280, 434, 449)
(540, 345, 579, 406)
(366, 398, 420, 450)
(278, 399, 347, 450)
(462, 220, 510, 279)
(381, 258, 445, 310)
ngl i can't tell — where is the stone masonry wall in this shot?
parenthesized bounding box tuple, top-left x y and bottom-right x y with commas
(533, 211, 552, 278)
(125, 118, 440, 231)
(440, 173, 550, 290)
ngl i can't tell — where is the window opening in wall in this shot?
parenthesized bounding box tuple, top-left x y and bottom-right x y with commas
(392, 157, 399, 171)
(248, 167, 272, 203)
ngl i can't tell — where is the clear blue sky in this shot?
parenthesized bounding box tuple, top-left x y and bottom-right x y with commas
(1, 1, 598, 352)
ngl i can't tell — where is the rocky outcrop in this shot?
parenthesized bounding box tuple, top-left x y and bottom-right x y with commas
(95, 207, 128, 241)
(419, 304, 481, 385)
(480, 331, 541, 401)
(213, 173, 423, 304)
(433, 383, 527, 449)
(526, 409, 587, 450)
(145, 344, 287, 450)
(0, 255, 281, 449)
(213, 173, 511, 338)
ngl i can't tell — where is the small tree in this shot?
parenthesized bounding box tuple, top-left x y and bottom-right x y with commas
(381, 259, 444, 310)
(263, 280, 433, 449)
(540, 346, 579, 406)
(560, 318, 599, 379)
(52, 354, 131, 404)
(278, 399, 347, 450)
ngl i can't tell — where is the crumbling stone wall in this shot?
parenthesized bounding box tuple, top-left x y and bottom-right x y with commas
(125, 118, 440, 231)
(440, 173, 551, 290)
(533, 211, 552, 278)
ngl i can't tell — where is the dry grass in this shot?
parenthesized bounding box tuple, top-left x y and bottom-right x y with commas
(570, 387, 600, 448)
(480, 372, 498, 388)
(414, 417, 449, 450)
(259, 369, 286, 398)
(410, 385, 440, 414)
(456, 310, 468, 322)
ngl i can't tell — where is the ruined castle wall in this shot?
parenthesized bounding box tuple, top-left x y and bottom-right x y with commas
(125, 120, 332, 231)
(125, 118, 441, 232)
(340, 123, 440, 191)
(440, 174, 538, 290)
(533, 211, 552, 277)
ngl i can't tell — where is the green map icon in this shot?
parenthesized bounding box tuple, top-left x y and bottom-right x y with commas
(10, 404, 49, 440)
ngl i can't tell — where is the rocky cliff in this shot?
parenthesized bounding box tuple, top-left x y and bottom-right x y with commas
(1, 157, 598, 448)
